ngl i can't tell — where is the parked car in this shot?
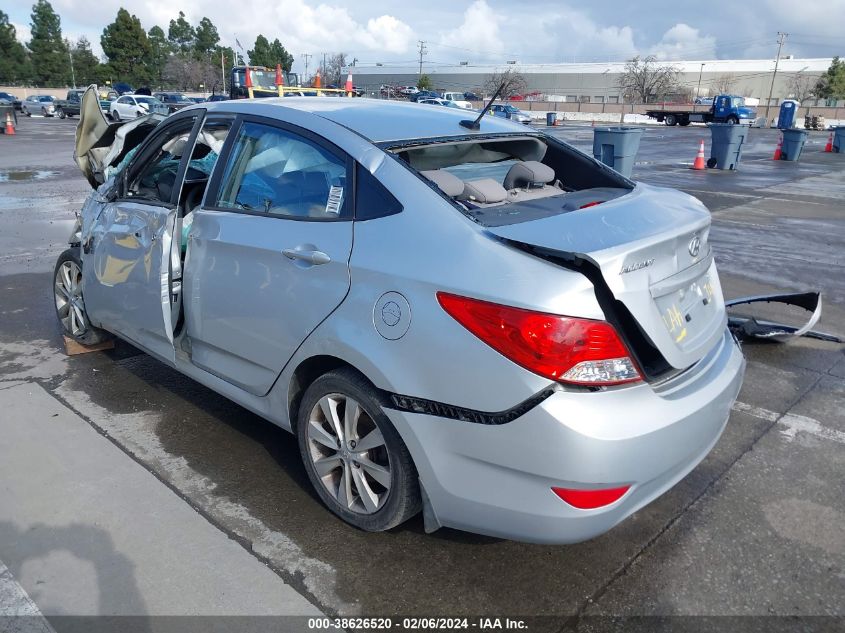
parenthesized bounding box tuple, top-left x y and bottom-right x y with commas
(112, 82, 134, 96)
(400, 86, 420, 96)
(441, 92, 473, 109)
(110, 94, 169, 120)
(463, 92, 481, 101)
(153, 92, 195, 113)
(187, 97, 206, 104)
(490, 103, 531, 124)
(417, 98, 466, 110)
(63, 89, 744, 543)
(55, 89, 86, 119)
(22, 95, 57, 117)
(0, 91, 22, 111)
(409, 90, 440, 102)
(207, 94, 228, 102)
(694, 96, 713, 105)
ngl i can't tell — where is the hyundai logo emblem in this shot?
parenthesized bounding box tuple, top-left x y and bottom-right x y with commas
(688, 235, 702, 258)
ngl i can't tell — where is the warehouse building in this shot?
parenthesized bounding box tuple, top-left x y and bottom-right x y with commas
(350, 57, 836, 105)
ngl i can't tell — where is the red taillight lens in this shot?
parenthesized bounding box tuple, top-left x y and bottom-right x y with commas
(436, 292, 641, 386)
(552, 485, 630, 509)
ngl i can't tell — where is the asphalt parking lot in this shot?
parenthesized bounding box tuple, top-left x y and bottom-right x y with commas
(1, 115, 844, 630)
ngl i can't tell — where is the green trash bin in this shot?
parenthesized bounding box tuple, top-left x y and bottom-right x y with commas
(707, 123, 749, 170)
(833, 126, 845, 153)
(592, 127, 643, 178)
(780, 129, 809, 161)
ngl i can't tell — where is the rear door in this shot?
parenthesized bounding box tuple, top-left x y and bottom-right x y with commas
(183, 117, 354, 395)
(83, 112, 202, 363)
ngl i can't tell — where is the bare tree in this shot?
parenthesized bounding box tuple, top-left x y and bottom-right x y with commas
(163, 56, 217, 91)
(617, 56, 681, 104)
(786, 72, 817, 104)
(712, 73, 736, 95)
(324, 52, 347, 86)
(483, 67, 527, 99)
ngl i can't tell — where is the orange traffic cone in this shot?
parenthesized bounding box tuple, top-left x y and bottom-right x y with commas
(824, 132, 833, 153)
(313, 69, 321, 89)
(4, 112, 15, 135)
(772, 134, 782, 160)
(692, 139, 706, 170)
(345, 70, 353, 97)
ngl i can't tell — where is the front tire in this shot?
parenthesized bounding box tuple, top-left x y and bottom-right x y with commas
(57, 108, 66, 119)
(53, 248, 110, 346)
(297, 368, 421, 531)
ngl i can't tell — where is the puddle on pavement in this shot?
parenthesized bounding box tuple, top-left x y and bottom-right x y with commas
(0, 170, 58, 183)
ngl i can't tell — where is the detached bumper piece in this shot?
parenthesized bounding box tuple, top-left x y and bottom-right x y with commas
(726, 292, 842, 343)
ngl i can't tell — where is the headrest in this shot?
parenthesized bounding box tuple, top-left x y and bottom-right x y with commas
(503, 160, 555, 190)
(459, 178, 508, 204)
(420, 169, 464, 198)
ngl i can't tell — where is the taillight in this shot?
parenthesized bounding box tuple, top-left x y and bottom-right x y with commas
(436, 292, 641, 386)
(552, 485, 630, 509)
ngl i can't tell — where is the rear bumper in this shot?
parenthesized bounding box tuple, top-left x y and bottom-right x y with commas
(386, 329, 745, 544)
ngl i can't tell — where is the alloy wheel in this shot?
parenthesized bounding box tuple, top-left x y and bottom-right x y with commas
(54, 260, 87, 337)
(306, 393, 392, 515)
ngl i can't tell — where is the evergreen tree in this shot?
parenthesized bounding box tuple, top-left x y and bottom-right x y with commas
(0, 10, 30, 84)
(28, 0, 69, 86)
(101, 8, 150, 86)
(194, 17, 219, 60)
(147, 25, 171, 88)
(815, 57, 845, 100)
(168, 11, 195, 55)
(70, 36, 99, 86)
(248, 35, 293, 70)
(268, 38, 294, 72)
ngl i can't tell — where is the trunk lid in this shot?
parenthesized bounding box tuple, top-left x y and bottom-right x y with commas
(486, 183, 726, 372)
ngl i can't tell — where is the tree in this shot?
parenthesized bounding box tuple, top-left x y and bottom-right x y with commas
(168, 11, 195, 55)
(247, 34, 271, 66)
(324, 52, 347, 86)
(101, 8, 151, 86)
(268, 39, 294, 72)
(617, 55, 680, 103)
(417, 74, 432, 90)
(0, 10, 30, 84)
(70, 36, 99, 86)
(28, 0, 68, 86)
(147, 26, 171, 89)
(483, 67, 527, 99)
(163, 55, 217, 91)
(713, 73, 736, 95)
(194, 17, 219, 60)
(815, 57, 845, 100)
(787, 72, 817, 104)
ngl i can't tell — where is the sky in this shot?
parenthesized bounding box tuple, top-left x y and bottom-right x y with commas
(6, 0, 845, 77)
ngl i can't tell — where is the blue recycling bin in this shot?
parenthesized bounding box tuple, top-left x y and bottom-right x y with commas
(707, 123, 749, 170)
(546, 112, 557, 126)
(780, 129, 809, 161)
(777, 100, 799, 130)
(592, 127, 643, 177)
(833, 126, 845, 153)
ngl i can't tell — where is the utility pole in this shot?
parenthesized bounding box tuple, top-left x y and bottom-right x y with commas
(765, 31, 787, 123)
(302, 53, 312, 82)
(694, 63, 705, 112)
(417, 40, 427, 77)
(322, 53, 327, 80)
(68, 49, 76, 89)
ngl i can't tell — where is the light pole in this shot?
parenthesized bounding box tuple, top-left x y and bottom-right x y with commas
(694, 63, 704, 112)
(602, 68, 610, 114)
(68, 49, 76, 89)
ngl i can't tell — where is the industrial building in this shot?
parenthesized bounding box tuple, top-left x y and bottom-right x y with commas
(351, 57, 836, 105)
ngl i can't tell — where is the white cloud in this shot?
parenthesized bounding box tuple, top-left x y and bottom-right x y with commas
(649, 23, 717, 60)
(438, 0, 504, 61)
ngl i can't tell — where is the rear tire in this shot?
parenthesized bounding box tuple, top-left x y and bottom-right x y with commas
(111, 110, 120, 122)
(53, 248, 110, 346)
(296, 368, 421, 532)
(727, 116, 738, 125)
(664, 114, 677, 126)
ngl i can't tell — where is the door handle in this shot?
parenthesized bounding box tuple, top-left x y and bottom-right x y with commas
(282, 248, 331, 265)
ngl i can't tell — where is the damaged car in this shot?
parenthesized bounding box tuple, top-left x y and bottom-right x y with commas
(56, 85, 746, 543)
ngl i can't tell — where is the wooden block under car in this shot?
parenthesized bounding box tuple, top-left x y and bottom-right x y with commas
(63, 335, 115, 356)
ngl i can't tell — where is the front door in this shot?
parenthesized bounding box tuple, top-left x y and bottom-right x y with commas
(83, 113, 201, 363)
(183, 118, 354, 396)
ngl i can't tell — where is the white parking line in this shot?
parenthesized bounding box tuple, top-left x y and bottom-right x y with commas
(0, 559, 56, 631)
(732, 401, 845, 445)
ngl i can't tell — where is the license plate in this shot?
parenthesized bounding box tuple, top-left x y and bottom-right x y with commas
(656, 273, 716, 345)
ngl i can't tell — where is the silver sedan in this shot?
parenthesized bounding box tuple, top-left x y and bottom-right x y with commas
(57, 86, 744, 543)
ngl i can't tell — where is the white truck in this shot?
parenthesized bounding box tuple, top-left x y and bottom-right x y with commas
(441, 92, 473, 109)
